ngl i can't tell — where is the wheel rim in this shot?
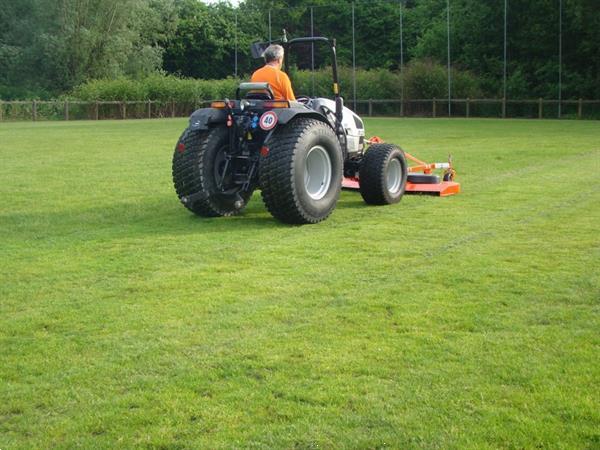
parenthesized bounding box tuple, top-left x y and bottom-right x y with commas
(386, 158, 402, 193)
(304, 145, 332, 200)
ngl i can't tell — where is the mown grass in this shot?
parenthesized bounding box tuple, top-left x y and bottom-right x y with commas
(1, 117, 598, 449)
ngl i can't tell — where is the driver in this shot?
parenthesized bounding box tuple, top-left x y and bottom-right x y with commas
(251, 44, 296, 101)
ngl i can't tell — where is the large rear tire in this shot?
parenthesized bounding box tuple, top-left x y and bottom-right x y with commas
(259, 118, 343, 224)
(172, 127, 253, 217)
(359, 143, 407, 205)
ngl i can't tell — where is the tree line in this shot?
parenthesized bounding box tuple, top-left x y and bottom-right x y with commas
(0, 0, 598, 100)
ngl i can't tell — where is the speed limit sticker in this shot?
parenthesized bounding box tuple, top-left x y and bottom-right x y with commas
(259, 111, 278, 130)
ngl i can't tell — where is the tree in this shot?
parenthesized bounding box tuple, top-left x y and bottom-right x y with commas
(0, 0, 173, 98)
(162, 0, 266, 80)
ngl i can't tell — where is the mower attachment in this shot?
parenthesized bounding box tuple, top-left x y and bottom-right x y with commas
(342, 138, 461, 196)
(404, 180, 460, 196)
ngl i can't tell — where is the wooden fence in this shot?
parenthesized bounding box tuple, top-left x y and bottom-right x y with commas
(0, 98, 599, 121)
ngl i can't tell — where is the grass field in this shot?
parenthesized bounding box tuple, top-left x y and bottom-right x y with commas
(1, 117, 599, 449)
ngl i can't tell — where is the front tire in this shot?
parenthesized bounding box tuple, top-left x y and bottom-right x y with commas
(259, 118, 343, 224)
(359, 143, 407, 205)
(172, 127, 253, 217)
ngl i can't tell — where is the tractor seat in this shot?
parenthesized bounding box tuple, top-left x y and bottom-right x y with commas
(237, 82, 274, 100)
(245, 91, 274, 100)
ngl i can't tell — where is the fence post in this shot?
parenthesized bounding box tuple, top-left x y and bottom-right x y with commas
(578, 98, 583, 119)
(502, 97, 506, 118)
(147, 100, 152, 119)
(94, 102, 99, 120)
(171, 100, 175, 118)
(121, 102, 126, 119)
(368, 100, 373, 117)
(0, 100, 3, 121)
(538, 98, 543, 119)
(400, 100, 404, 117)
(64, 100, 69, 121)
(466, 98, 470, 118)
(32, 100, 37, 121)
(433, 98, 437, 118)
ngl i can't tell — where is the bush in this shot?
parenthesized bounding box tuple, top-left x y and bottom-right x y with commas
(70, 61, 481, 102)
(293, 63, 479, 100)
(291, 66, 403, 100)
(0, 83, 53, 101)
(403, 60, 481, 99)
(72, 75, 239, 102)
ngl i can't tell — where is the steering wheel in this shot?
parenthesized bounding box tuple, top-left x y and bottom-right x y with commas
(296, 95, 311, 105)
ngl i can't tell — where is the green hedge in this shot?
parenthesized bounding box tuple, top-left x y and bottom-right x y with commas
(71, 61, 481, 102)
(72, 74, 240, 102)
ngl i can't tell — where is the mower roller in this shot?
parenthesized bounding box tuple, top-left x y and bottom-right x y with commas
(172, 31, 460, 225)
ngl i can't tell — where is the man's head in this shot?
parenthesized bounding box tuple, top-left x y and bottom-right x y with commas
(263, 44, 285, 68)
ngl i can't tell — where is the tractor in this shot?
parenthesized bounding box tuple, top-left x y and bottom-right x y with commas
(172, 33, 457, 224)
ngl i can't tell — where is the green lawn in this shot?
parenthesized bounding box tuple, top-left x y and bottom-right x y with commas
(1, 118, 598, 449)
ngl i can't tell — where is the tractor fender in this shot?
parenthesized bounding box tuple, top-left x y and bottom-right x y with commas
(189, 108, 227, 131)
(262, 109, 331, 147)
(272, 108, 329, 126)
(187, 107, 328, 132)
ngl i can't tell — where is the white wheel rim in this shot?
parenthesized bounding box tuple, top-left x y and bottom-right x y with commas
(386, 158, 402, 193)
(304, 145, 332, 200)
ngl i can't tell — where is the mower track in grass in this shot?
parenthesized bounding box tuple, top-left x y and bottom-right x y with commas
(0, 118, 599, 448)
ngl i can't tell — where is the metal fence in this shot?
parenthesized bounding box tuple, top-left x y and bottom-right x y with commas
(0, 100, 211, 122)
(1, 99, 599, 122)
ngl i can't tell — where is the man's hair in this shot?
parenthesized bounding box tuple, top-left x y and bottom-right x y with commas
(262, 44, 284, 63)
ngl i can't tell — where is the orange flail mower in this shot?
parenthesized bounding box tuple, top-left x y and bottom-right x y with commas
(342, 136, 461, 197)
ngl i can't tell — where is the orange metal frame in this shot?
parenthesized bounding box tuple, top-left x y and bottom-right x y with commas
(342, 137, 461, 196)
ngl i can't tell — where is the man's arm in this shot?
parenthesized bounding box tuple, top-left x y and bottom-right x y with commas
(281, 72, 296, 101)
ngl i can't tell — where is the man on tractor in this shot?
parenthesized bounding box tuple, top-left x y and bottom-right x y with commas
(251, 44, 296, 101)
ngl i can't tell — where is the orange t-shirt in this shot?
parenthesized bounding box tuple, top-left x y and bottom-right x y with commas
(251, 65, 296, 101)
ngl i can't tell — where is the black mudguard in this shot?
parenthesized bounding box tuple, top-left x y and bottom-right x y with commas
(273, 108, 327, 126)
(262, 109, 332, 147)
(189, 108, 228, 131)
(188, 106, 329, 132)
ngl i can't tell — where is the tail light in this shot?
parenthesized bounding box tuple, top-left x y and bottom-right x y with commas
(211, 101, 236, 109)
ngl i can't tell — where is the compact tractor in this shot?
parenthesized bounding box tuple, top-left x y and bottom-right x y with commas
(172, 33, 459, 224)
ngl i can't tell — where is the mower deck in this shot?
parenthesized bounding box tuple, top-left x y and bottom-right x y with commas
(405, 180, 460, 196)
(342, 141, 460, 197)
(342, 178, 461, 196)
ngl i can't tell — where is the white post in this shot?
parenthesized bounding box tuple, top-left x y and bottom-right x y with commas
(268, 10, 272, 42)
(558, 0, 562, 118)
(400, 0, 404, 116)
(311, 7, 315, 97)
(352, 3, 357, 111)
(234, 12, 238, 78)
(447, 0, 452, 116)
(503, 0, 507, 108)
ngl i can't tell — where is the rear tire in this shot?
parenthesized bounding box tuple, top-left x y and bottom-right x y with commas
(172, 127, 253, 217)
(359, 144, 407, 205)
(259, 118, 343, 224)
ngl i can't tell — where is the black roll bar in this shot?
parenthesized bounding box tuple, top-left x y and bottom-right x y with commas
(282, 37, 344, 145)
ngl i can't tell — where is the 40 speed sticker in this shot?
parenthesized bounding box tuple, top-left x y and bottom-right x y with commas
(259, 111, 278, 131)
